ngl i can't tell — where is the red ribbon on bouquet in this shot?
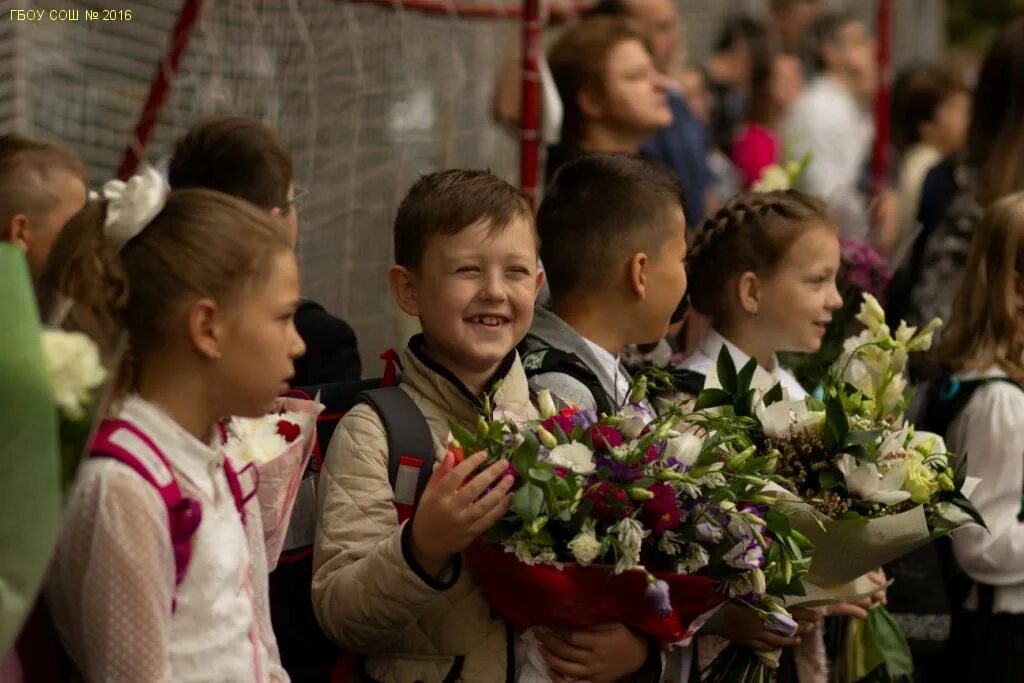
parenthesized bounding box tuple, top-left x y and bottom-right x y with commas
(464, 540, 724, 645)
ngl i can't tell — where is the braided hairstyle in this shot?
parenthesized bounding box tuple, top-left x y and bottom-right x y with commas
(687, 189, 834, 323)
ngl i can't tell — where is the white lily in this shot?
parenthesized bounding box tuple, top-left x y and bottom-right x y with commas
(838, 453, 911, 505)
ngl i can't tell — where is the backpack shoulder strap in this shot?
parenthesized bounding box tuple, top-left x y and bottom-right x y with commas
(920, 376, 1024, 435)
(667, 367, 706, 397)
(521, 346, 617, 416)
(359, 387, 434, 523)
(90, 420, 202, 595)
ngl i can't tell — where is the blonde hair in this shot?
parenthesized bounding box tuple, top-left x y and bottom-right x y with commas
(39, 188, 291, 392)
(936, 192, 1024, 378)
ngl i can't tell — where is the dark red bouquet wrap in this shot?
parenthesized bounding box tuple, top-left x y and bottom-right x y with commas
(464, 539, 725, 645)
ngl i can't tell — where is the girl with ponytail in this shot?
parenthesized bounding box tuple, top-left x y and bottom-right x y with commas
(41, 168, 304, 682)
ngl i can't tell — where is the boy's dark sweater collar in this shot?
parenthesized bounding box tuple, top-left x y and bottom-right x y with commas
(407, 333, 517, 411)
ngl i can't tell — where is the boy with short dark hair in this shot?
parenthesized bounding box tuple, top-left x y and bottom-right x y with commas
(313, 169, 657, 682)
(0, 134, 87, 283)
(168, 116, 361, 384)
(523, 154, 689, 413)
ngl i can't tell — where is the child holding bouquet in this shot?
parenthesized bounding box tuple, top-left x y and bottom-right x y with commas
(682, 190, 886, 680)
(931, 192, 1024, 681)
(41, 171, 303, 681)
(312, 170, 658, 682)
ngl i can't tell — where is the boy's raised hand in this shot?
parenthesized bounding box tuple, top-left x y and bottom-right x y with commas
(410, 451, 514, 577)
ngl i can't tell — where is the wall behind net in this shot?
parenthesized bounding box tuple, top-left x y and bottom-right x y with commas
(1, 0, 942, 372)
(1, 0, 521, 373)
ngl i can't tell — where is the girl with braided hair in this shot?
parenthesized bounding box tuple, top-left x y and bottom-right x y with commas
(681, 189, 842, 398)
(682, 189, 888, 681)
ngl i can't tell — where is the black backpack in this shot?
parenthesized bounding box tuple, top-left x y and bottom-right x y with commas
(884, 376, 1022, 662)
(271, 369, 435, 683)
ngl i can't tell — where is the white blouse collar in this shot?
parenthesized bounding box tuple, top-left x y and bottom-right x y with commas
(116, 394, 225, 498)
(694, 328, 808, 400)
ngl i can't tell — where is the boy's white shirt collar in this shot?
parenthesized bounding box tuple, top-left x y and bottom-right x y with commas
(691, 328, 808, 400)
(581, 336, 631, 407)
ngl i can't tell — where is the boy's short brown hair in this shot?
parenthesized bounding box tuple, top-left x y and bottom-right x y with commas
(0, 134, 87, 228)
(393, 169, 535, 270)
(168, 116, 293, 211)
(537, 154, 685, 303)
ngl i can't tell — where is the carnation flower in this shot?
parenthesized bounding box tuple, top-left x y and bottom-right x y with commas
(591, 424, 625, 451)
(643, 483, 682, 534)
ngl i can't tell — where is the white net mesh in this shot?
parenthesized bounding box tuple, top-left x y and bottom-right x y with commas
(0, 0, 939, 368)
(2, 0, 521, 370)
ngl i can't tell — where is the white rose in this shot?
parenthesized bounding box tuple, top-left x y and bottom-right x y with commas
(664, 433, 702, 468)
(618, 403, 653, 439)
(42, 330, 107, 420)
(547, 442, 596, 474)
(568, 520, 603, 566)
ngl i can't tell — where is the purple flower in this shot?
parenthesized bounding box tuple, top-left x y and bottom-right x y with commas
(723, 539, 765, 570)
(645, 578, 672, 617)
(596, 456, 639, 483)
(572, 409, 599, 430)
(696, 519, 723, 543)
(765, 611, 799, 637)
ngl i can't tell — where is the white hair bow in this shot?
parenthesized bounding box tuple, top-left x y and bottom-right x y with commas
(98, 166, 169, 250)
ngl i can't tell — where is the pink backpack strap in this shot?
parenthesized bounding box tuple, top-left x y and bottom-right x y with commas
(222, 458, 259, 524)
(90, 419, 202, 605)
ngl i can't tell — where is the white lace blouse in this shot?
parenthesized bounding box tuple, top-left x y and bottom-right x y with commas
(46, 395, 287, 682)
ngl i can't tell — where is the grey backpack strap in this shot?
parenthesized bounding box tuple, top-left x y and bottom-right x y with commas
(359, 387, 435, 518)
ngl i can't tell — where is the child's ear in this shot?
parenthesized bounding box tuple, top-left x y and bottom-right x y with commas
(736, 271, 761, 316)
(388, 265, 421, 317)
(578, 87, 604, 121)
(628, 252, 650, 299)
(532, 268, 545, 301)
(188, 297, 226, 360)
(6, 214, 29, 251)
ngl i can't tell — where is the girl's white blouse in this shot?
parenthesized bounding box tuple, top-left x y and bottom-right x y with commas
(681, 328, 809, 399)
(947, 367, 1024, 614)
(46, 395, 287, 682)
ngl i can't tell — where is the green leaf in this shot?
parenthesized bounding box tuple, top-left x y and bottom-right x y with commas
(818, 469, 842, 490)
(737, 358, 757, 394)
(528, 466, 554, 483)
(950, 495, 988, 529)
(736, 389, 756, 418)
(765, 509, 792, 536)
(694, 388, 734, 411)
(847, 429, 882, 446)
(824, 393, 849, 451)
(716, 347, 738, 395)
(763, 382, 784, 406)
(449, 421, 478, 452)
(513, 483, 545, 523)
(551, 476, 573, 499)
